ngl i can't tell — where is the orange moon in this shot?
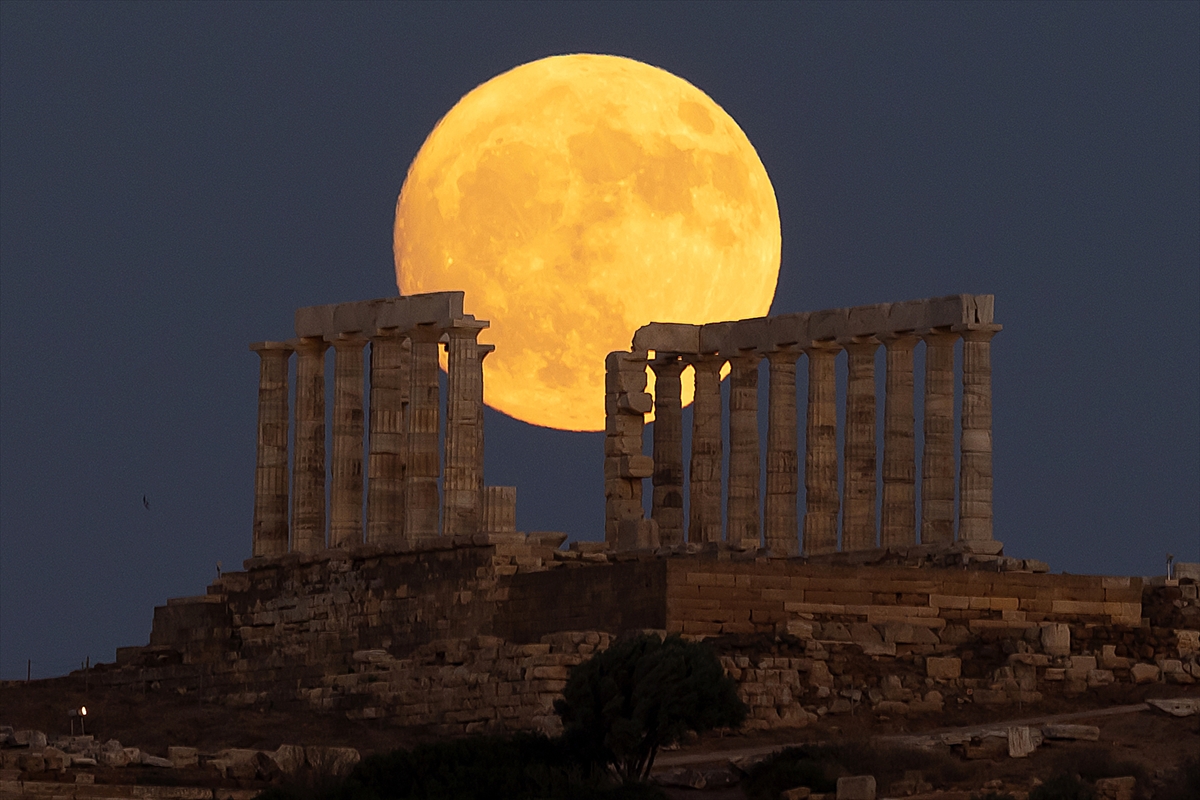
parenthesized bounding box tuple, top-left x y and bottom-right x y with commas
(395, 54, 780, 431)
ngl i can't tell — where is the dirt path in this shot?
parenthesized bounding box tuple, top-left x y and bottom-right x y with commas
(655, 702, 1158, 769)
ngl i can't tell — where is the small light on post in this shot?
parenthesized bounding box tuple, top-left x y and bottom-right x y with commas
(68, 706, 87, 736)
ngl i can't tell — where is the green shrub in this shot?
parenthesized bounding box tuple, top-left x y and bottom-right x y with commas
(554, 633, 747, 783)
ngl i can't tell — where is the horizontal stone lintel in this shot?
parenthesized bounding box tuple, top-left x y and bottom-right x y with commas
(294, 292, 489, 338)
(631, 293, 998, 355)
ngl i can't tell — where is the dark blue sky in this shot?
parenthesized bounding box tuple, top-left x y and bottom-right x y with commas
(2, 2, 1197, 679)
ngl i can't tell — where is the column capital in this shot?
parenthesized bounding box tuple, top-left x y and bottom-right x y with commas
(954, 323, 1002, 341)
(479, 343, 496, 360)
(766, 347, 801, 366)
(920, 328, 959, 344)
(250, 341, 294, 355)
(803, 340, 842, 354)
(841, 336, 880, 354)
(877, 331, 920, 348)
(328, 331, 369, 348)
(650, 353, 685, 376)
(444, 319, 489, 340)
(291, 336, 329, 355)
(406, 324, 444, 343)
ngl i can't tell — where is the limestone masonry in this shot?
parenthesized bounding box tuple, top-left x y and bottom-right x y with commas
(86, 291, 1198, 738)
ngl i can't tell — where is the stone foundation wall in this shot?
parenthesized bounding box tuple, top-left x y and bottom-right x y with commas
(96, 538, 1198, 737)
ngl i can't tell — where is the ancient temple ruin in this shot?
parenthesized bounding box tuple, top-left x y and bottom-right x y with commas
(247, 291, 514, 558)
(90, 288, 1200, 739)
(605, 293, 1000, 556)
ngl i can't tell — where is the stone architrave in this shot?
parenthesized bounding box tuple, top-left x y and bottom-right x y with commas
(921, 330, 958, 545)
(803, 343, 841, 555)
(688, 356, 723, 544)
(879, 333, 918, 548)
(442, 322, 487, 538)
(958, 326, 1000, 545)
(650, 355, 685, 546)
(404, 326, 442, 541)
(250, 342, 292, 557)
(329, 333, 368, 549)
(764, 350, 799, 555)
(726, 354, 762, 549)
(841, 338, 879, 552)
(291, 337, 329, 554)
(366, 331, 410, 546)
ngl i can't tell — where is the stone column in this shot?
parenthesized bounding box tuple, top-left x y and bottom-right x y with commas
(921, 330, 958, 545)
(291, 337, 328, 554)
(366, 331, 410, 546)
(726, 354, 761, 549)
(688, 356, 723, 544)
(650, 355, 685, 546)
(404, 326, 442, 541)
(958, 326, 1000, 548)
(442, 322, 487, 538)
(476, 345, 494, 528)
(604, 350, 654, 550)
(329, 334, 367, 549)
(803, 343, 841, 555)
(879, 333, 918, 548)
(841, 338, 879, 552)
(250, 342, 292, 558)
(764, 350, 799, 555)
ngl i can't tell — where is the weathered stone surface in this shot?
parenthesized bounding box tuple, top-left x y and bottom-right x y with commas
(1007, 725, 1040, 758)
(837, 774, 877, 800)
(1041, 723, 1100, 741)
(1147, 697, 1200, 716)
(803, 344, 840, 554)
(1130, 663, 1161, 684)
(169, 743, 199, 767)
(1041, 623, 1071, 657)
(1094, 776, 1137, 800)
(926, 656, 962, 680)
(920, 331, 957, 545)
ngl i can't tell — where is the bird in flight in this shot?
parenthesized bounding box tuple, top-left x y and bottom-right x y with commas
(142, 495, 151, 510)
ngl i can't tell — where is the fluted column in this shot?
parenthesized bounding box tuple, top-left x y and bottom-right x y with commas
(366, 331, 410, 546)
(404, 326, 442, 541)
(442, 322, 486, 538)
(764, 350, 799, 555)
(291, 337, 328, 554)
(921, 330, 958, 545)
(688, 356, 723, 544)
(329, 334, 367, 548)
(841, 338, 879, 551)
(726, 354, 761, 549)
(958, 327, 999, 546)
(803, 343, 840, 555)
(650, 355, 685, 546)
(476, 345, 494, 526)
(879, 333, 918, 547)
(250, 342, 292, 557)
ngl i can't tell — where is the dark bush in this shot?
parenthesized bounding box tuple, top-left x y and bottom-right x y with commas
(741, 746, 838, 800)
(335, 732, 614, 799)
(1155, 756, 1200, 800)
(1028, 774, 1095, 800)
(554, 633, 747, 782)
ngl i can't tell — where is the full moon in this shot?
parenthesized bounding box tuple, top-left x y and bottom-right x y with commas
(395, 54, 780, 431)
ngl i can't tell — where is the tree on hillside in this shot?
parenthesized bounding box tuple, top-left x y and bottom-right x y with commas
(554, 632, 748, 783)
